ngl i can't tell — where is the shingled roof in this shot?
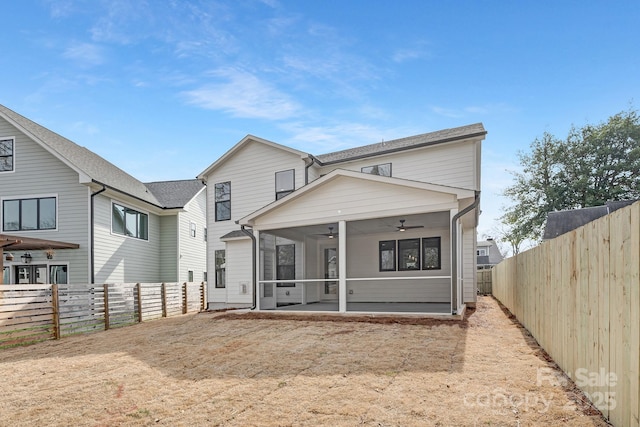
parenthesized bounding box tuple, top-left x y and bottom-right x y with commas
(145, 179, 205, 208)
(0, 104, 206, 209)
(315, 123, 486, 164)
(542, 200, 637, 240)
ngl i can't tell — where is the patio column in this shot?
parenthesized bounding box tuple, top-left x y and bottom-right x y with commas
(450, 208, 458, 314)
(254, 228, 261, 311)
(338, 220, 347, 313)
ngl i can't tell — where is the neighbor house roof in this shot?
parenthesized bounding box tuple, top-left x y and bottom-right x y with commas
(0, 104, 202, 209)
(477, 239, 504, 265)
(315, 123, 487, 164)
(145, 179, 205, 209)
(542, 200, 638, 240)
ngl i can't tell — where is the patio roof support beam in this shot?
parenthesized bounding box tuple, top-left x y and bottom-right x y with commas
(338, 220, 347, 313)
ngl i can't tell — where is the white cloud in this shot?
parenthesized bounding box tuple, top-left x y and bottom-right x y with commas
(63, 42, 105, 67)
(71, 121, 100, 136)
(182, 68, 300, 120)
(392, 41, 432, 63)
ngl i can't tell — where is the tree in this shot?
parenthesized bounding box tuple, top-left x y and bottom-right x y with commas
(501, 108, 640, 243)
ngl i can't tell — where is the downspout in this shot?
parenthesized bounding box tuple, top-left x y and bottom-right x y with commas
(90, 184, 107, 284)
(451, 191, 480, 314)
(240, 225, 257, 310)
(304, 155, 320, 185)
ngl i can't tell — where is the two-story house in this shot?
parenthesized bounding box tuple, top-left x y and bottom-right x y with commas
(198, 124, 486, 315)
(0, 104, 206, 285)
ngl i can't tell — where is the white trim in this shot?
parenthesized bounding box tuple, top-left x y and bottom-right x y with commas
(338, 220, 346, 313)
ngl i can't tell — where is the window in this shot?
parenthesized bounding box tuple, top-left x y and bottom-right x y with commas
(190, 222, 196, 238)
(422, 237, 441, 270)
(188, 270, 194, 282)
(49, 265, 68, 285)
(276, 244, 295, 287)
(477, 248, 487, 256)
(203, 271, 207, 282)
(0, 137, 14, 172)
(379, 240, 396, 271)
(275, 169, 295, 200)
(112, 203, 148, 240)
(361, 163, 391, 177)
(2, 197, 56, 231)
(398, 238, 420, 271)
(215, 250, 226, 288)
(204, 227, 207, 242)
(215, 182, 231, 221)
(2, 266, 9, 284)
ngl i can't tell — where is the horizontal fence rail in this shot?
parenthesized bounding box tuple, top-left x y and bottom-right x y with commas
(0, 282, 206, 347)
(492, 201, 640, 427)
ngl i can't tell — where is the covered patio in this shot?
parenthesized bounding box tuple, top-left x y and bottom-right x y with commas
(239, 170, 478, 316)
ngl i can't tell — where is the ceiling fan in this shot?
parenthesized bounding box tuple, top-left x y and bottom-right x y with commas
(315, 226, 338, 239)
(396, 219, 424, 232)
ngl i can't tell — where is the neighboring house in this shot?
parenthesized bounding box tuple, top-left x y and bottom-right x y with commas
(542, 200, 637, 240)
(476, 238, 504, 269)
(198, 124, 486, 315)
(0, 104, 206, 285)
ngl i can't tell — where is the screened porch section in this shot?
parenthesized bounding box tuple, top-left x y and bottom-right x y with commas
(257, 212, 454, 315)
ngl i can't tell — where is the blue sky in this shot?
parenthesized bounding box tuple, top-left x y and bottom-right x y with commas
(2, 0, 639, 239)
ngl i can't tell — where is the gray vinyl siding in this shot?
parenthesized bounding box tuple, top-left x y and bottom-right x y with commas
(0, 118, 90, 283)
(93, 194, 161, 283)
(225, 238, 252, 304)
(179, 190, 207, 282)
(462, 227, 477, 304)
(317, 140, 479, 190)
(205, 140, 305, 304)
(159, 215, 178, 282)
(346, 228, 451, 303)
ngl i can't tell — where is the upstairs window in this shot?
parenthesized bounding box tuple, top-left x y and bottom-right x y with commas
(2, 197, 56, 231)
(0, 137, 14, 172)
(275, 169, 295, 200)
(112, 203, 148, 240)
(190, 222, 196, 238)
(361, 163, 391, 177)
(215, 182, 231, 221)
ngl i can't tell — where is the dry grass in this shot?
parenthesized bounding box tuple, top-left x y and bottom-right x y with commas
(0, 296, 609, 426)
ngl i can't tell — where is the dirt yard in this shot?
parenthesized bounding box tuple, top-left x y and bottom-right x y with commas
(0, 297, 608, 426)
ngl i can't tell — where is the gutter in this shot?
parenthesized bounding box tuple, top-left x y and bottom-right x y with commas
(90, 184, 107, 284)
(451, 190, 480, 314)
(240, 225, 257, 310)
(304, 155, 320, 185)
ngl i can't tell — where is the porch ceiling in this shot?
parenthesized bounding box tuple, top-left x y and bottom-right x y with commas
(266, 211, 450, 240)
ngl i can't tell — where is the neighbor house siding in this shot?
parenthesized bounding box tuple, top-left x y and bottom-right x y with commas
(0, 118, 90, 283)
(179, 189, 207, 282)
(93, 194, 161, 283)
(205, 141, 305, 304)
(158, 215, 178, 282)
(318, 140, 479, 190)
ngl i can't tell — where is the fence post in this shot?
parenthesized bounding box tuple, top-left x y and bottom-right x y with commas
(161, 283, 167, 317)
(136, 283, 142, 323)
(51, 284, 60, 340)
(104, 283, 110, 330)
(182, 282, 188, 314)
(200, 282, 205, 311)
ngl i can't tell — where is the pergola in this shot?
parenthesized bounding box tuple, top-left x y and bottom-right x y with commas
(0, 234, 80, 284)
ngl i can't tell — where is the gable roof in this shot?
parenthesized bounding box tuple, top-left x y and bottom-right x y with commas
(239, 168, 474, 227)
(542, 200, 638, 240)
(477, 239, 504, 264)
(145, 179, 205, 209)
(0, 104, 163, 207)
(315, 123, 487, 164)
(197, 134, 308, 179)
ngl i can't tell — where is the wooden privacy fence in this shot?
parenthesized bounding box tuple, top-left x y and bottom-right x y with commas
(0, 282, 207, 347)
(476, 269, 492, 295)
(492, 202, 640, 427)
